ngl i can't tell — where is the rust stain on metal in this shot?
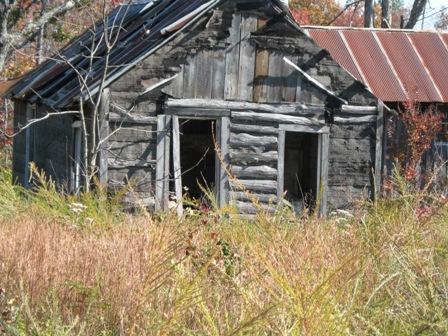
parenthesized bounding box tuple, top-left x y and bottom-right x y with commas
(305, 27, 448, 103)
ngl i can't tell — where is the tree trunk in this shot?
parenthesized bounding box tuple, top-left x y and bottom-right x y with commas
(381, 0, 392, 28)
(365, 0, 374, 27)
(405, 0, 427, 29)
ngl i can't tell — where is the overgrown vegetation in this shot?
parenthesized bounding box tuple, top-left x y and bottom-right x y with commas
(1, 162, 448, 335)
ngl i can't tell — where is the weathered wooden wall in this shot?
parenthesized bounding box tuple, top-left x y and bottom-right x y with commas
(13, 102, 74, 188)
(104, 0, 379, 212)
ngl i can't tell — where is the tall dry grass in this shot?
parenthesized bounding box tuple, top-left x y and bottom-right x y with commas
(1, 166, 448, 335)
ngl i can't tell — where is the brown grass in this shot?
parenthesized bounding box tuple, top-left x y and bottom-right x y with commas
(1, 169, 448, 334)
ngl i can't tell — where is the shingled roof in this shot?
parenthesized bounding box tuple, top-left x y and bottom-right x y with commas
(304, 27, 448, 103)
(6, 0, 223, 108)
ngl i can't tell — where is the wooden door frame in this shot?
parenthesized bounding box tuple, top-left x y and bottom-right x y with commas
(277, 124, 329, 216)
(156, 110, 230, 213)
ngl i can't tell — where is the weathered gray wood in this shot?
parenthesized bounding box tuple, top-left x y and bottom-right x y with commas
(231, 165, 277, 179)
(195, 50, 213, 99)
(108, 158, 156, 169)
(230, 151, 278, 164)
(279, 124, 330, 134)
(165, 107, 230, 118)
(253, 23, 269, 103)
(224, 13, 241, 100)
(183, 55, 196, 98)
(172, 116, 183, 216)
(230, 191, 278, 204)
(375, 100, 384, 196)
(238, 14, 257, 101)
(282, 54, 298, 102)
(166, 98, 325, 115)
(217, 116, 230, 208)
(230, 179, 277, 193)
(333, 115, 378, 124)
(320, 133, 329, 217)
(98, 89, 110, 186)
(155, 115, 171, 211)
(212, 49, 225, 99)
(266, 50, 284, 103)
(109, 113, 158, 125)
(230, 133, 277, 147)
(230, 123, 279, 135)
(232, 111, 325, 126)
(277, 130, 285, 198)
(341, 105, 378, 114)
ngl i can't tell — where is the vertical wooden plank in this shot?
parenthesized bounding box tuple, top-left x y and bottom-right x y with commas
(212, 48, 226, 99)
(183, 55, 196, 98)
(195, 50, 213, 99)
(282, 54, 298, 102)
(320, 132, 329, 217)
(277, 130, 285, 199)
(172, 116, 183, 216)
(98, 88, 110, 186)
(253, 18, 269, 103)
(375, 101, 384, 197)
(156, 115, 171, 211)
(217, 117, 230, 207)
(224, 13, 241, 100)
(238, 14, 257, 101)
(266, 50, 283, 103)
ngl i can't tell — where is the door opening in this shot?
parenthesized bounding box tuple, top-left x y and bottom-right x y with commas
(175, 119, 216, 201)
(283, 131, 320, 211)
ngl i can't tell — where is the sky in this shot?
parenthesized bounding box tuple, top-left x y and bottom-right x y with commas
(415, 0, 447, 29)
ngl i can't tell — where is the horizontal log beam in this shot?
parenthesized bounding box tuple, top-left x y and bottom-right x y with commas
(341, 105, 378, 114)
(230, 133, 277, 147)
(109, 112, 158, 125)
(333, 115, 377, 124)
(166, 98, 325, 115)
(232, 111, 325, 126)
(108, 158, 156, 169)
(231, 165, 277, 179)
(230, 151, 278, 164)
(230, 123, 279, 135)
(230, 179, 277, 193)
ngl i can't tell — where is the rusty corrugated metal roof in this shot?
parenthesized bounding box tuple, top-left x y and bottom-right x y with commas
(304, 27, 448, 103)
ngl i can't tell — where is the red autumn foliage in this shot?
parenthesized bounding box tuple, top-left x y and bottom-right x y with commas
(387, 99, 443, 181)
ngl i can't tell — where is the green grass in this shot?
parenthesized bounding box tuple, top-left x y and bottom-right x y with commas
(1, 167, 448, 335)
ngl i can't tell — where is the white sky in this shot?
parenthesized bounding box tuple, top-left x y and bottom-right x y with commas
(412, 0, 447, 29)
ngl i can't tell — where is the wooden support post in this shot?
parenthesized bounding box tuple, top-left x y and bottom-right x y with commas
(375, 100, 384, 197)
(172, 116, 183, 216)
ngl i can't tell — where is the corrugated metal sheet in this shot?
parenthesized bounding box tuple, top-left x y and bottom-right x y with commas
(6, 0, 221, 108)
(305, 27, 448, 103)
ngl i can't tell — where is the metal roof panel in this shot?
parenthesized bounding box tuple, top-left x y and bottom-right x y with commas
(341, 30, 407, 102)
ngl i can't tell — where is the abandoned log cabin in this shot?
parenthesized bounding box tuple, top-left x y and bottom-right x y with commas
(6, 0, 384, 214)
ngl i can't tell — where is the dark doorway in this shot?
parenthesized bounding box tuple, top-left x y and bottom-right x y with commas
(178, 119, 216, 200)
(283, 132, 319, 209)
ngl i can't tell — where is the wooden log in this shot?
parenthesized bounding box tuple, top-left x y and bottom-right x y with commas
(230, 123, 279, 135)
(108, 158, 156, 169)
(231, 165, 277, 179)
(333, 115, 377, 124)
(230, 151, 278, 164)
(341, 105, 378, 114)
(230, 191, 278, 204)
(230, 133, 277, 147)
(232, 111, 325, 126)
(165, 107, 230, 118)
(109, 112, 158, 125)
(230, 179, 277, 193)
(166, 98, 325, 115)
